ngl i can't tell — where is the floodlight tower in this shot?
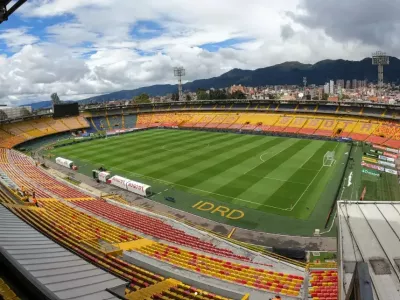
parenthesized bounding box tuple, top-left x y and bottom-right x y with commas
(174, 67, 185, 101)
(372, 51, 389, 96)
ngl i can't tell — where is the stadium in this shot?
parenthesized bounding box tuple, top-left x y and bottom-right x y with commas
(0, 97, 399, 300)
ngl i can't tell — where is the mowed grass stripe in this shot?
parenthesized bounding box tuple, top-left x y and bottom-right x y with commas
(54, 129, 186, 159)
(56, 129, 175, 155)
(214, 139, 311, 200)
(193, 138, 300, 193)
(175, 136, 285, 188)
(143, 133, 253, 178)
(74, 130, 212, 165)
(137, 134, 260, 177)
(62, 130, 203, 161)
(154, 135, 275, 186)
(118, 131, 245, 172)
(236, 141, 328, 208)
(102, 130, 218, 166)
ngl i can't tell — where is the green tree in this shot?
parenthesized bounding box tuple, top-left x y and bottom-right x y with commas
(171, 93, 179, 101)
(322, 93, 329, 100)
(133, 93, 151, 104)
(210, 89, 228, 100)
(196, 89, 209, 100)
(230, 91, 246, 99)
(312, 96, 319, 100)
(185, 94, 192, 101)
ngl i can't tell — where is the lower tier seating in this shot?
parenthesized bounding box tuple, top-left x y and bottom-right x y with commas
(137, 242, 303, 297)
(308, 269, 338, 300)
(0, 278, 19, 300)
(9, 205, 232, 300)
(74, 200, 249, 261)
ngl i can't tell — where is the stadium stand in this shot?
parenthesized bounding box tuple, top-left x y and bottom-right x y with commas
(73, 199, 249, 261)
(308, 269, 338, 300)
(348, 121, 378, 141)
(284, 117, 307, 133)
(0, 117, 89, 148)
(217, 115, 239, 129)
(5, 201, 235, 300)
(135, 242, 304, 296)
(123, 114, 137, 129)
(0, 203, 126, 300)
(313, 119, 337, 137)
(0, 277, 19, 300)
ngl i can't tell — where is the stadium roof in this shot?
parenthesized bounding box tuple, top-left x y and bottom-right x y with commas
(337, 201, 400, 300)
(0, 204, 125, 300)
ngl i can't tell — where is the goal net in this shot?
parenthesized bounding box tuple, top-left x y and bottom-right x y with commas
(323, 151, 335, 167)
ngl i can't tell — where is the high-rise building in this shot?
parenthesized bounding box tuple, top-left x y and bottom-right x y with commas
(346, 80, 351, 89)
(329, 80, 334, 94)
(324, 83, 330, 94)
(352, 79, 357, 89)
(336, 79, 345, 88)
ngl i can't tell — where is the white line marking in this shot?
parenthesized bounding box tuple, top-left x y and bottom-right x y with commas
(154, 188, 169, 196)
(70, 156, 290, 211)
(244, 151, 280, 174)
(288, 143, 340, 211)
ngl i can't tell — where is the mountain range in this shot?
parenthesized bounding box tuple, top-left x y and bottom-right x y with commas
(28, 56, 400, 109)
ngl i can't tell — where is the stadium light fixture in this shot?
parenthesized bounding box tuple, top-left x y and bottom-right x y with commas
(372, 51, 389, 95)
(174, 67, 186, 101)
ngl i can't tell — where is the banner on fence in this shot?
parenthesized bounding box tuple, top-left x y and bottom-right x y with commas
(383, 152, 398, 159)
(373, 144, 386, 151)
(378, 160, 396, 168)
(385, 168, 398, 175)
(379, 155, 395, 162)
(362, 168, 381, 177)
(361, 161, 385, 172)
(362, 156, 378, 163)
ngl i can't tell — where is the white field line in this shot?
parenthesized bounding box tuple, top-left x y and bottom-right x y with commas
(319, 210, 337, 235)
(288, 165, 324, 211)
(243, 151, 281, 174)
(288, 143, 340, 211)
(72, 156, 289, 211)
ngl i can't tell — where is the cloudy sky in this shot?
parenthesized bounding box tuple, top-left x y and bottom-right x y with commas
(0, 0, 396, 105)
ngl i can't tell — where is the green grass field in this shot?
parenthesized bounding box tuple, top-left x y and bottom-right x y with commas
(48, 129, 349, 236)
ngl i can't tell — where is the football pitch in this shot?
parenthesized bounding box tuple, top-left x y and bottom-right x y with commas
(49, 129, 349, 235)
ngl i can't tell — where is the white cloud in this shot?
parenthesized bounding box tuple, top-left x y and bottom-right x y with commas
(0, 28, 39, 50)
(0, 0, 394, 105)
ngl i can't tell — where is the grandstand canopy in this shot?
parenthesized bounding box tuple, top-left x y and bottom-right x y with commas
(337, 201, 400, 300)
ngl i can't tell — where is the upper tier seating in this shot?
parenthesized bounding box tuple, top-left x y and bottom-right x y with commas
(74, 200, 249, 261)
(308, 269, 338, 300)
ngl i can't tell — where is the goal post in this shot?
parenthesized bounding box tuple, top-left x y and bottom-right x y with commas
(323, 151, 335, 167)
